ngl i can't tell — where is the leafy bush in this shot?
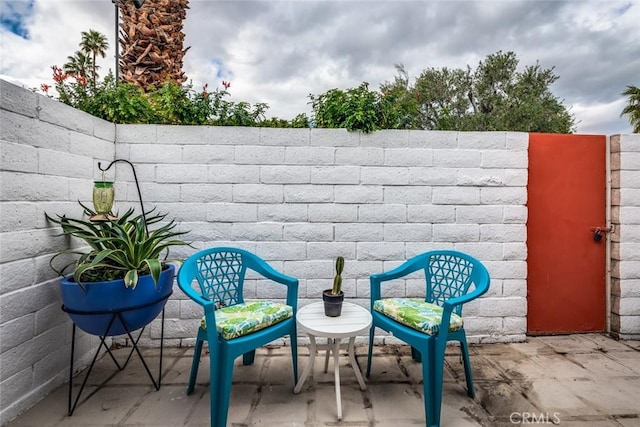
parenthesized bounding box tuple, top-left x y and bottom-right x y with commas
(42, 29, 576, 133)
(309, 82, 381, 133)
(41, 66, 299, 127)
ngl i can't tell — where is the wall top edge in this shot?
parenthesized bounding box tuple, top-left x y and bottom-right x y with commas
(2, 79, 634, 138)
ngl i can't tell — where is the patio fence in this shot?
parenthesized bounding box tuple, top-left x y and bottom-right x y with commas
(1, 79, 639, 424)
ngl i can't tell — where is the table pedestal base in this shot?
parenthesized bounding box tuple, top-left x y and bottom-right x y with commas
(294, 334, 367, 421)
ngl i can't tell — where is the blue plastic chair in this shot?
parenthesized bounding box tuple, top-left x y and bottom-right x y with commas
(177, 247, 299, 427)
(365, 250, 490, 427)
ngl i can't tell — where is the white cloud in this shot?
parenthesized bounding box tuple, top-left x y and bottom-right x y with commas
(572, 99, 630, 135)
(1, 0, 637, 134)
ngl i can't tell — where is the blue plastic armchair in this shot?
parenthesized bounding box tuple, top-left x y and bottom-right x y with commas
(177, 247, 299, 427)
(366, 250, 490, 427)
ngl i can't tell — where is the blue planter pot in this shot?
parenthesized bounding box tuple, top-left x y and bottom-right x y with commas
(60, 264, 175, 336)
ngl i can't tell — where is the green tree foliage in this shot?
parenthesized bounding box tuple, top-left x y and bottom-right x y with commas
(464, 52, 574, 132)
(63, 30, 108, 88)
(63, 51, 91, 80)
(48, 31, 576, 133)
(309, 82, 381, 133)
(45, 65, 294, 126)
(79, 30, 108, 87)
(261, 113, 310, 128)
(379, 65, 421, 129)
(290, 113, 311, 128)
(621, 85, 640, 133)
(412, 66, 472, 130)
(310, 51, 575, 133)
(44, 30, 305, 127)
(147, 80, 215, 125)
(80, 75, 157, 123)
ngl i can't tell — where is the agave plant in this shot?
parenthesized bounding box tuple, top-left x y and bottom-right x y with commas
(46, 202, 189, 289)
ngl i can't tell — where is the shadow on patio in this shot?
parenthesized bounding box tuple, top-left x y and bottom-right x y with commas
(6, 334, 640, 427)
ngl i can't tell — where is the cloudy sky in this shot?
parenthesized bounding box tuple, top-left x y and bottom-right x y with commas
(1, 0, 638, 134)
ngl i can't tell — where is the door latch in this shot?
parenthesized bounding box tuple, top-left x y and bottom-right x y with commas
(591, 226, 614, 242)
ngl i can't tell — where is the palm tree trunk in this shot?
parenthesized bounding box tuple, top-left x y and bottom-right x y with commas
(118, 0, 190, 90)
(92, 51, 97, 87)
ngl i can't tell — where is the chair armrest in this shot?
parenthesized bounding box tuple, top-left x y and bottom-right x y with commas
(249, 260, 299, 309)
(440, 285, 488, 339)
(177, 275, 215, 308)
(443, 274, 490, 311)
(370, 256, 426, 302)
(176, 273, 218, 332)
(251, 261, 298, 287)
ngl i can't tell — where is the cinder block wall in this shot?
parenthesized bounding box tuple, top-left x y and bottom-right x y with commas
(611, 134, 640, 340)
(0, 80, 115, 424)
(0, 80, 529, 423)
(112, 125, 529, 349)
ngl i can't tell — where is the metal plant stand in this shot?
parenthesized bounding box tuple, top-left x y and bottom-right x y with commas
(62, 291, 171, 416)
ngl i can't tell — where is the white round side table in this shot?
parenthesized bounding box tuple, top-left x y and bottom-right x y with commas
(293, 301, 372, 421)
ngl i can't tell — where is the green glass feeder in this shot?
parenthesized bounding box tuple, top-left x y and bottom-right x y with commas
(91, 181, 116, 221)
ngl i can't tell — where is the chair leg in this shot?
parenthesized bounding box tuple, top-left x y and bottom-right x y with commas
(290, 329, 298, 383)
(366, 325, 375, 378)
(215, 353, 235, 427)
(187, 337, 204, 395)
(459, 337, 475, 398)
(208, 344, 220, 427)
(411, 346, 422, 363)
(242, 350, 255, 365)
(433, 338, 448, 427)
(421, 343, 437, 427)
(421, 338, 446, 427)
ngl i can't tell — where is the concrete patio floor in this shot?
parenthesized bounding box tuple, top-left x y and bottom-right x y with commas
(6, 333, 640, 427)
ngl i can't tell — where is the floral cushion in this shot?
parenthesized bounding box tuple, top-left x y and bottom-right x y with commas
(201, 301, 293, 340)
(373, 298, 463, 336)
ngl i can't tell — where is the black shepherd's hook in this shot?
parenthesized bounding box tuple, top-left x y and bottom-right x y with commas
(98, 159, 148, 236)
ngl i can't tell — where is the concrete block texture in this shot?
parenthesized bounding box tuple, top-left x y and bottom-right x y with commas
(37, 95, 94, 135)
(0, 80, 38, 118)
(611, 134, 640, 338)
(1, 142, 38, 173)
(1, 83, 125, 425)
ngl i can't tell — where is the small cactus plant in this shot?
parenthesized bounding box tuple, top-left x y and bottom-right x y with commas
(331, 256, 344, 295)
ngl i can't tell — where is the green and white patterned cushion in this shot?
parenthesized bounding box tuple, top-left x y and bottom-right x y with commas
(373, 298, 463, 336)
(200, 301, 293, 340)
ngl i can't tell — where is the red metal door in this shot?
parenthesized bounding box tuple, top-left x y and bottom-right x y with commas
(527, 133, 607, 334)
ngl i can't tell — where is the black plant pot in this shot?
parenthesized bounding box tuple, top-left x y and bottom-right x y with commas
(322, 289, 344, 317)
